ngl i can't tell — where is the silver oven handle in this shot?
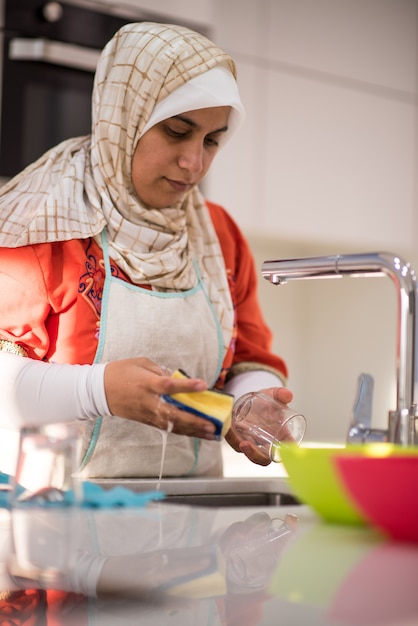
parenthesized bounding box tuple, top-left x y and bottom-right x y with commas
(9, 37, 100, 72)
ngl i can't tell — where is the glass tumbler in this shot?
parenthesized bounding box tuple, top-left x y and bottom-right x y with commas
(232, 392, 306, 462)
(9, 423, 81, 506)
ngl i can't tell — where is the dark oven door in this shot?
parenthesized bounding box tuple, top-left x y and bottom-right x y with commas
(0, 0, 146, 178)
(1, 43, 96, 177)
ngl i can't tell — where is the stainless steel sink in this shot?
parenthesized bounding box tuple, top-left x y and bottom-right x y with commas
(90, 476, 300, 507)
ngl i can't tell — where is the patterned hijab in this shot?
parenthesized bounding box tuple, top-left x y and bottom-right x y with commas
(0, 23, 246, 355)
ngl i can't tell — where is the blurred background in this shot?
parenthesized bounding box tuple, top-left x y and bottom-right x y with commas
(2, 0, 417, 472)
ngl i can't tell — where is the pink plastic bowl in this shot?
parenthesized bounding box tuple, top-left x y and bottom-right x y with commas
(334, 454, 418, 543)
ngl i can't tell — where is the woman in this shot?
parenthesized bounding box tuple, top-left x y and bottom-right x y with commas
(0, 22, 290, 479)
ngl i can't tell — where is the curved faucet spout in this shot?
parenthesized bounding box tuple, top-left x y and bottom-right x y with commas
(261, 252, 417, 446)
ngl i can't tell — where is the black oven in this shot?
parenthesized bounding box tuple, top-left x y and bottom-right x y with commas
(0, 0, 151, 178)
(0, 0, 207, 179)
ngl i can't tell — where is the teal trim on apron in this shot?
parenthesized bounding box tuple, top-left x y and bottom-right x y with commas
(79, 229, 225, 476)
(79, 233, 111, 470)
(196, 264, 225, 387)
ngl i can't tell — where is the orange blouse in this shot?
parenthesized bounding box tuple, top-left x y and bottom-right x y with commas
(0, 201, 287, 385)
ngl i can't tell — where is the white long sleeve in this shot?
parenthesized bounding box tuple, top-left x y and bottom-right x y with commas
(223, 370, 283, 400)
(0, 352, 110, 429)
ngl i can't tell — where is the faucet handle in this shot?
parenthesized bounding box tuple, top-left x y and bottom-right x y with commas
(351, 373, 374, 426)
(347, 373, 388, 444)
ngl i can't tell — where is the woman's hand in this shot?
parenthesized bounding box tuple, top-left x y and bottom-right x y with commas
(225, 387, 293, 465)
(104, 358, 217, 440)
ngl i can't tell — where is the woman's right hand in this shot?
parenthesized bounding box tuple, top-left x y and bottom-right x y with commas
(103, 358, 217, 440)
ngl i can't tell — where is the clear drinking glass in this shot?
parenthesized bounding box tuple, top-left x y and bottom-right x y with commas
(9, 423, 82, 507)
(232, 392, 306, 462)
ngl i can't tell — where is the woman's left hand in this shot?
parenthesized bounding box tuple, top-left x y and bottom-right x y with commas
(224, 387, 293, 466)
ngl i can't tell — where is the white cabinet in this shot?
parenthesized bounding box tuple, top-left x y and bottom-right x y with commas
(267, 0, 416, 93)
(262, 69, 415, 251)
(208, 0, 417, 259)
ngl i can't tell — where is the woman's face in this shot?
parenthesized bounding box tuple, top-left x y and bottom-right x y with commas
(131, 106, 231, 208)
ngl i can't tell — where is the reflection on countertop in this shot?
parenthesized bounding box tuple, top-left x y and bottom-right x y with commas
(0, 499, 418, 626)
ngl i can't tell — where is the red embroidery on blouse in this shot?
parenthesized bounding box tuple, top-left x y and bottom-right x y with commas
(78, 239, 120, 317)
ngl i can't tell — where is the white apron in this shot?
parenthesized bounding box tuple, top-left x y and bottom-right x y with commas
(78, 231, 227, 478)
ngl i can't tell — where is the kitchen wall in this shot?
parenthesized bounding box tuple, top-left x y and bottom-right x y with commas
(88, 1, 418, 445)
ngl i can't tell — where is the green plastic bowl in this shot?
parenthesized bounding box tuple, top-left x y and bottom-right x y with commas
(280, 444, 366, 525)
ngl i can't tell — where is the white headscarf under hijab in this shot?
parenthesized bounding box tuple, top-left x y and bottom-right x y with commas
(141, 64, 244, 142)
(0, 22, 245, 358)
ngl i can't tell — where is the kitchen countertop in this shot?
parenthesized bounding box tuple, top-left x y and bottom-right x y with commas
(1, 480, 418, 625)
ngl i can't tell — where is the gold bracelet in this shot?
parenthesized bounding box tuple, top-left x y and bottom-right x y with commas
(0, 339, 28, 357)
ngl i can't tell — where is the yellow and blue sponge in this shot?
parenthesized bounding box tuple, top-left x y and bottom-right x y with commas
(162, 369, 233, 439)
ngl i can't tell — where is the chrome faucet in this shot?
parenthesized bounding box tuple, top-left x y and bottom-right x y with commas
(261, 252, 417, 446)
